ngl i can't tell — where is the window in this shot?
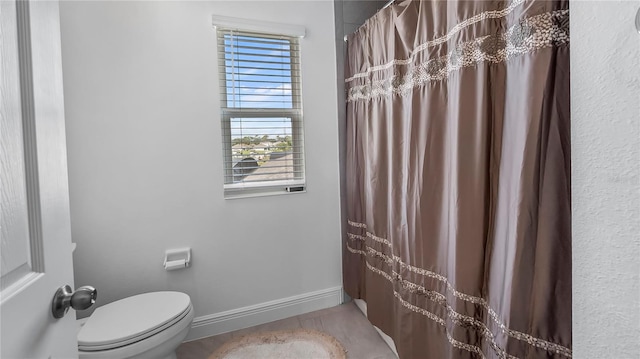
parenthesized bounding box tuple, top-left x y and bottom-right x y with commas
(214, 18, 306, 198)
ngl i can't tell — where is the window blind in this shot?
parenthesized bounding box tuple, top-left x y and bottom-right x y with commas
(217, 29, 305, 189)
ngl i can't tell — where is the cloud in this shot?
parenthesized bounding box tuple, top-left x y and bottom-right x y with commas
(235, 84, 293, 106)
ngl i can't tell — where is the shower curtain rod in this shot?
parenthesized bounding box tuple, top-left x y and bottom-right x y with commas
(343, 0, 396, 42)
(380, 0, 396, 11)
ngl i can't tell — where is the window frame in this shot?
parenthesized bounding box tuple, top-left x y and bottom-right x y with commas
(213, 17, 306, 199)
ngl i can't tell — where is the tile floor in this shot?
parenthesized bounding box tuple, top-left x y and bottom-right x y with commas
(177, 302, 397, 359)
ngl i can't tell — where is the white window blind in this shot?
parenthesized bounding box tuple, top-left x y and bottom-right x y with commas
(216, 27, 305, 196)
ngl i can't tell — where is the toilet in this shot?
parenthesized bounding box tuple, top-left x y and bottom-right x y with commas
(77, 291, 194, 359)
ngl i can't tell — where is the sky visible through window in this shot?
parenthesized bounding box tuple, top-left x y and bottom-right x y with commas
(224, 33, 295, 140)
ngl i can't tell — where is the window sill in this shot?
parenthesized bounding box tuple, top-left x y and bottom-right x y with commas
(224, 182, 306, 200)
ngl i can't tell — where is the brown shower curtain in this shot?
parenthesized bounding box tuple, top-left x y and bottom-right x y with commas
(343, 0, 571, 358)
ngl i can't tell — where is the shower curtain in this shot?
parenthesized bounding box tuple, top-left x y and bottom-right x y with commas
(343, 0, 571, 358)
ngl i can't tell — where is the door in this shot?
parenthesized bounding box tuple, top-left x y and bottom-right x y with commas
(1, 0, 78, 358)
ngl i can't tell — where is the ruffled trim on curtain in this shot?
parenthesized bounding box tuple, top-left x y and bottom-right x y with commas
(345, 0, 530, 82)
(346, 220, 573, 359)
(346, 10, 569, 102)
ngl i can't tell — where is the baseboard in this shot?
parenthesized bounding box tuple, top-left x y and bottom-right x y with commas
(184, 286, 344, 342)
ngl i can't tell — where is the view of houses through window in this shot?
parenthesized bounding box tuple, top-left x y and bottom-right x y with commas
(231, 131, 293, 165)
(228, 117, 296, 183)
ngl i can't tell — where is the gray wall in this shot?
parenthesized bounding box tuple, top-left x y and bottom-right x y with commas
(339, 0, 388, 37)
(572, 1, 640, 357)
(59, 0, 342, 327)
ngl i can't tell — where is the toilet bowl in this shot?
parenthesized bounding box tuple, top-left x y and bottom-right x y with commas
(77, 291, 194, 359)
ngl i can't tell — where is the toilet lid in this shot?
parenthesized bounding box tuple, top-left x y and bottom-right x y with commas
(78, 291, 191, 351)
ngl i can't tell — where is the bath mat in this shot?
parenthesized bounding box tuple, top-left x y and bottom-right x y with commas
(208, 329, 347, 359)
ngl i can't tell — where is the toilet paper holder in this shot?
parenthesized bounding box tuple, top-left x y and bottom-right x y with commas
(163, 248, 191, 271)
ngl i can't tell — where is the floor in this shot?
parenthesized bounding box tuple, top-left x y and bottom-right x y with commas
(177, 302, 398, 359)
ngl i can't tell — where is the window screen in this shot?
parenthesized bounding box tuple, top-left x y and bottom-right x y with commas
(217, 29, 305, 196)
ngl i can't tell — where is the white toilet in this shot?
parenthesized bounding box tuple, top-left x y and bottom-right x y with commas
(77, 291, 194, 359)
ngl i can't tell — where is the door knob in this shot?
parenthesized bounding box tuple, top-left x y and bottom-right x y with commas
(51, 285, 97, 319)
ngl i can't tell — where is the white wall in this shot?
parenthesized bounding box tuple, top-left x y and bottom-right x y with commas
(572, 1, 640, 357)
(59, 0, 342, 334)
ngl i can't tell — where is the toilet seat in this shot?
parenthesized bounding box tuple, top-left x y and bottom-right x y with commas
(78, 291, 191, 351)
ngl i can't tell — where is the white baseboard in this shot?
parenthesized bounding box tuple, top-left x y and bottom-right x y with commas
(184, 286, 344, 342)
(354, 298, 399, 357)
